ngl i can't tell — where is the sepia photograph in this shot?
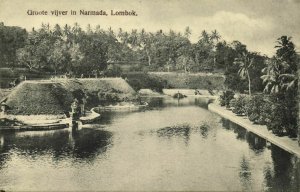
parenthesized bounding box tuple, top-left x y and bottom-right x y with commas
(0, 0, 299, 191)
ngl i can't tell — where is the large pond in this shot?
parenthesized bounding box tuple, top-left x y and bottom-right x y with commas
(0, 97, 299, 191)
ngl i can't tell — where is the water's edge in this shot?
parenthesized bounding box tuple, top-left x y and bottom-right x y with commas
(208, 103, 300, 157)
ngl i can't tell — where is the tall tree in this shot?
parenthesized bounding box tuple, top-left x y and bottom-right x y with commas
(234, 52, 254, 95)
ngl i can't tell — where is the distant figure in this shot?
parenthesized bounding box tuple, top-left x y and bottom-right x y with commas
(0, 102, 8, 116)
(71, 99, 81, 129)
(71, 99, 80, 120)
(80, 97, 87, 116)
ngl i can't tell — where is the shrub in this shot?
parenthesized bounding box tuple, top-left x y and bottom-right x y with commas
(245, 94, 273, 125)
(103, 64, 123, 77)
(232, 95, 248, 115)
(97, 90, 122, 105)
(125, 72, 167, 92)
(219, 90, 235, 108)
(266, 102, 286, 136)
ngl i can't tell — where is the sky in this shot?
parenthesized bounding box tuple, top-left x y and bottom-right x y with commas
(0, 0, 299, 56)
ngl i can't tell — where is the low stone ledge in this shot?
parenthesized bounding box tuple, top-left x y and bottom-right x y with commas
(208, 103, 300, 157)
(0, 122, 69, 131)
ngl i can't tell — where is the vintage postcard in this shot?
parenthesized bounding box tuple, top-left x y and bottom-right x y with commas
(0, 0, 299, 191)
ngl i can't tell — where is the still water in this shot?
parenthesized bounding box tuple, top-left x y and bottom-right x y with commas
(0, 97, 299, 191)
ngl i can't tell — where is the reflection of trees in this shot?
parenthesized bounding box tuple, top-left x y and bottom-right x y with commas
(239, 155, 253, 191)
(194, 98, 210, 109)
(221, 118, 231, 130)
(0, 129, 112, 164)
(246, 132, 266, 154)
(0, 134, 10, 169)
(199, 123, 209, 139)
(156, 125, 191, 145)
(143, 97, 210, 109)
(263, 144, 300, 192)
(69, 129, 112, 159)
(221, 118, 247, 140)
(233, 126, 247, 141)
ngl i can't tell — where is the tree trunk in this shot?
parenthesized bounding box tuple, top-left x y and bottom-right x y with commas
(146, 49, 151, 66)
(247, 70, 251, 96)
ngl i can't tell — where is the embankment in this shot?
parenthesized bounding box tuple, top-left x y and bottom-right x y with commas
(208, 103, 300, 157)
(124, 72, 225, 91)
(3, 78, 136, 115)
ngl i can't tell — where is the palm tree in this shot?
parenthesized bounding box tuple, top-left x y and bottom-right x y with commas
(200, 30, 210, 43)
(210, 30, 221, 68)
(210, 29, 220, 42)
(261, 57, 298, 94)
(261, 58, 281, 94)
(184, 26, 191, 39)
(234, 52, 254, 95)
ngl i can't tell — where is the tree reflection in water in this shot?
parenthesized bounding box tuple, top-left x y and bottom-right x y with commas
(239, 155, 253, 191)
(221, 118, 300, 191)
(156, 124, 191, 145)
(0, 128, 112, 164)
(264, 144, 300, 192)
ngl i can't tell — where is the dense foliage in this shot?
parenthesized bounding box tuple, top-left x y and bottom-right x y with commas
(223, 36, 299, 138)
(0, 22, 265, 81)
(0, 22, 299, 141)
(219, 90, 235, 108)
(231, 95, 248, 115)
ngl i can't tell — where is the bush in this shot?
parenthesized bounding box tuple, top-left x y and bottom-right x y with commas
(266, 101, 286, 136)
(97, 90, 122, 105)
(231, 95, 248, 115)
(125, 72, 168, 92)
(103, 64, 123, 77)
(219, 90, 235, 108)
(246, 94, 272, 125)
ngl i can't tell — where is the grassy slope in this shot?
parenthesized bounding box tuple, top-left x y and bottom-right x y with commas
(4, 78, 136, 115)
(124, 72, 225, 91)
(5, 81, 73, 115)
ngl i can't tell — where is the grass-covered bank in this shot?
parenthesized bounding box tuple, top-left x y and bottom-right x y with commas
(2, 78, 137, 115)
(124, 72, 225, 92)
(208, 103, 300, 157)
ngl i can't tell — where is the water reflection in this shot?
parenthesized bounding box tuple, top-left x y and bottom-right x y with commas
(199, 123, 209, 138)
(143, 97, 211, 110)
(156, 124, 191, 145)
(263, 144, 299, 192)
(0, 96, 299, 191)
(222, 117, 300, 191)
(0, 128, 112, 162)
(221, 118, 267, 153)
(246, 132, 266, 153)
(239, 155, 253, 191)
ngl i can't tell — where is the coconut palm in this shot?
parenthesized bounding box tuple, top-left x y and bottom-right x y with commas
(234, 52, 254, 95)
(210, 29, 220, 42)
(261, 57, 298, 94)
(200, 30, 210, 43)
(261, 58, 281, 94)
(184, 26, 191, 39)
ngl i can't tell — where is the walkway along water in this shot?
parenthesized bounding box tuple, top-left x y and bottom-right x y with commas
(208, 103, 300, 157)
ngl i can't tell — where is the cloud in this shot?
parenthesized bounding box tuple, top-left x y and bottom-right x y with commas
(166, 11, 275, 55)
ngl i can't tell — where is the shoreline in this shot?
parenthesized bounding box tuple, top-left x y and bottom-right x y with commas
(208, 103, 300, 157)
